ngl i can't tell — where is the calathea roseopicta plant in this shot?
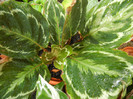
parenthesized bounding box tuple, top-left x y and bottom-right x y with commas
(0, 0, 133, 99)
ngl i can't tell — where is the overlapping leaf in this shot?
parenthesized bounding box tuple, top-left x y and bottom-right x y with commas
(0, 1, 49, 58)
(29, 0, 65, 45)
(27, 0, 46, 15)
(86, 0, 98, 11)
(36, 75, 68, 99)
(84, 0, 133, 48)
(62, 46, 133, 99)
(43, 0, 65, 45)
(0, 57, 50, 99)
(0, 1, 51, 98)
(62, 0, 88, 46)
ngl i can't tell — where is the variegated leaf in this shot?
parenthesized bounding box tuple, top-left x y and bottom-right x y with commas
(62, 46, 133, 99)
(0, 57, 50, 99)
(86, 0, 99, 12)
(0, 1, 51, 99)
(36, 75, 68, 99)
(43, 0, 65, 45)
(0, 1, 49, 58)
(62, 0, 88, 46)
(84, 0, 133, 48)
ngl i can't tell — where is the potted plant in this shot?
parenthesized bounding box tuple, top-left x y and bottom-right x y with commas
(0, 0, 133, 99)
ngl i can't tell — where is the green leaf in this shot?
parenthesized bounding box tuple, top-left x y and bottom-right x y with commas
(62, 0, 88, 46)
(0, 57, 50, 99)
(84, 0, 133, 48)
(41, 45, 72, 69)
(0, 0, 49, 58)
(28, 0, 46, 14)
(23, 0, 28, 3)
(62, 46, 133, 99)
(36, 75, 68, 99)
(86, 0, 99, 11)
(30, 0, 65, 45)
(0, 1, 51, 98)
(62, 0, 73, 9)
(42, 0, 65, 45)
(54, 82, 65, 90)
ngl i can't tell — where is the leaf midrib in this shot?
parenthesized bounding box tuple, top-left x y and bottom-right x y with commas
(0, 27, 44, 49)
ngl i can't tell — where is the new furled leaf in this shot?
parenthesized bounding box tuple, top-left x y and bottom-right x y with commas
(0, 0, 49, 58)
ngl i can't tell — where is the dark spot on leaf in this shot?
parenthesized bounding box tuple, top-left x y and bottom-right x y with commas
(47, 62, 56, 71)
(28, 90, 36, 99)
(47, 62, 62, 80)
(45, 47, 51, 52)
(58, 0, 63, 3)
(62, 85, 66, 93)
(38, 49, 43, 56)
(66, 31, 83, 45)
(123, 78, 133, 99)
(38, 42, 51, 56)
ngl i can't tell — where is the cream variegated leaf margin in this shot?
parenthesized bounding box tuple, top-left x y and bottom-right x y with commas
(0, 1, 50, 99)
(0, 57, 49, 99)
(29, 0, 65, 45)
(85, 0, 133, 48)
(62, 0, 88, 46)
(86, 0, 99, 11)
(62, 46, 133, 99)
(36, 75, 68, 99)
(0, 1, 49, 58)
(43, 0, 65, 45)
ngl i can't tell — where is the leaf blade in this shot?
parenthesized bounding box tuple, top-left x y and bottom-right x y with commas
(36, 75, 68, 99)
(62, 46, 133, 99)
(62, 0, 88, 46)
(84, 0, 133, 48)
(0, 1, 49, 58)
(44, 0, 65, 45)
(0, 57, 50, 99)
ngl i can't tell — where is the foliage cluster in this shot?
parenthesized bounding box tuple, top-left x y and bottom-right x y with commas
(0, 0, 133, 99)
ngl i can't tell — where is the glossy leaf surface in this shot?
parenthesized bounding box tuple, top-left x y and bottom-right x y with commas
(62, 0, 88, 46)
(84, 0, 133, 48)
(0, 1, 49, 58)
(62, 46, 133, 99)
(43, 0, 65, 45)
(0, 57, 49, 99)
(0, 1, 50, 98)
(36, 75, 68, 99)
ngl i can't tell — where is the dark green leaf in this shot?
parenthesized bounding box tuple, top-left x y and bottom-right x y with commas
(0, 1, 49, 58)
(84, 0, 133, 48)
(54, 82, 65, 90)
(0, 57, 50, 99)
(62, 0, 88, 46)
(43, 0, 65, 45)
